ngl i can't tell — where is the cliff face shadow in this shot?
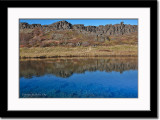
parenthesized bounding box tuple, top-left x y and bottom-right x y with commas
(20, 57, 138, 78)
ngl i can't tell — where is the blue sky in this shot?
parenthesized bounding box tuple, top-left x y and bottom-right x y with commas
(20, 19, 138, 26)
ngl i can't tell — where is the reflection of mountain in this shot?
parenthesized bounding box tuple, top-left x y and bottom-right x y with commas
(20, 57, 138, 78)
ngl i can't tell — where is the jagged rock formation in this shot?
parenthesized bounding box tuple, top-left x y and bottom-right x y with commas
(20, 20, 138, 36)
(49, 21, 72, 30)
(20, 20, 138, 47)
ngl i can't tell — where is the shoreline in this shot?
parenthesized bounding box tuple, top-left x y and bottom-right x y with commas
(20, 45, 138, 59)
(20, 55, 138, 59)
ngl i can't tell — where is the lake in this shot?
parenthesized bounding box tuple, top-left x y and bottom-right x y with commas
(20, 57, 138, 98)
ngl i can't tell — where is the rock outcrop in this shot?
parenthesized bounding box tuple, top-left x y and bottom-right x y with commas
(49, 20, 72, 30)
(20, 20, 138, 36)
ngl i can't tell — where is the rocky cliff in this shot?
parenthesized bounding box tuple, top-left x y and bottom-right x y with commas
(20, 20, 138, 36)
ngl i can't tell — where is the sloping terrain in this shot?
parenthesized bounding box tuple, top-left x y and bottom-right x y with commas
(19, 21, 138, 58)
(20, 27, 138, 47)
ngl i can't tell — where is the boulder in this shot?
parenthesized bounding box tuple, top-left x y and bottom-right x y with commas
(81, 41, 90, 47)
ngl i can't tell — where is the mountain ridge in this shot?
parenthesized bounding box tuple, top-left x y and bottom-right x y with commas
(20, 20, 138, 36)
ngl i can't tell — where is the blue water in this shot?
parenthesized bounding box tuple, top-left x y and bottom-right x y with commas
(20, 61, 138, 98)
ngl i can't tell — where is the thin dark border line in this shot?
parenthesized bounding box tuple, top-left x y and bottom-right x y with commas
(150, 3, 158, 116)
(19, 18, 138, 18)
(18, 18, 139, 99)
(6, 5, 8, 116)
(1, 0, 158, 1)
(8, 6, 150, 9)
(1, 0, 157, 1)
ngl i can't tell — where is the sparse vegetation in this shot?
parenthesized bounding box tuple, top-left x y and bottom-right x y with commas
(20, 45, 137, 58)
(19, 21, 138, 58)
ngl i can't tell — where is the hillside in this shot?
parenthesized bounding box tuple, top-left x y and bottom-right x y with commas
(20, 20, 138, 47)
(19, 20, 138, 58)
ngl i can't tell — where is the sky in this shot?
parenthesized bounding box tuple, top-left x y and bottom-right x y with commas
(20, 19, 138, 26)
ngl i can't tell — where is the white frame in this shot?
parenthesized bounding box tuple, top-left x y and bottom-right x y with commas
(8, 8, 150, 111)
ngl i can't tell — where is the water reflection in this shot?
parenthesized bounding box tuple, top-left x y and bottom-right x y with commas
(20, 57, 138, 78)
(20, 57, 138, 98)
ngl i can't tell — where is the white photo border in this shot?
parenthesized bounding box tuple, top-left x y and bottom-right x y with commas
(8, 8, 150, 111)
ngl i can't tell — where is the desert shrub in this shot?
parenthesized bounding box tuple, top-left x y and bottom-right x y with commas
(32, 28, 44, 36)
(20, 32, 33, 46)
(106, 36, 111, 41)
(40, 40, 55, 47)
(20, 45, 25, 48)
(29, 38, 38, 47)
